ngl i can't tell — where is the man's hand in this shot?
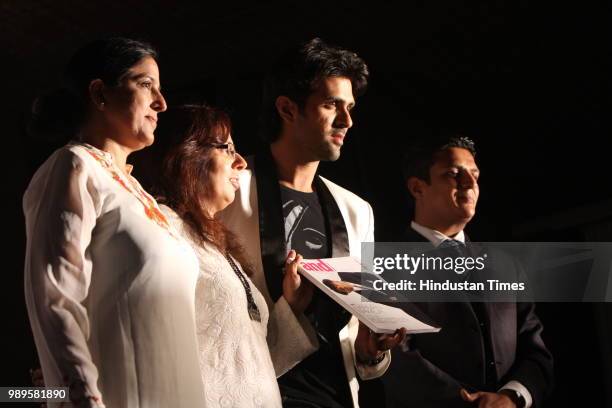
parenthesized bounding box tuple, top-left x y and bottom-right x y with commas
(460, 389, 517, 408)
(282, 250, 314, 315)
(354, 321, 407, 364)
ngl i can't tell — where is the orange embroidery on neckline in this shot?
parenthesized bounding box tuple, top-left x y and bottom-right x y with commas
(80, 145, 174, 236)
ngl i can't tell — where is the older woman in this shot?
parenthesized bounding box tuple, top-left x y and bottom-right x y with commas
(23, 38, 206, 407)
(158, 105, 314, 408)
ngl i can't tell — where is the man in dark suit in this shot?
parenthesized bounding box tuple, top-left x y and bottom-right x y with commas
(380, 135, 553, 407)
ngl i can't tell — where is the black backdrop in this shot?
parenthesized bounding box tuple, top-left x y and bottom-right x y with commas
(3, 1, 610, 407)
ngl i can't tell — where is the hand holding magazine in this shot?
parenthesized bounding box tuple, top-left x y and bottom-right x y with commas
(298, 256, 441, 334)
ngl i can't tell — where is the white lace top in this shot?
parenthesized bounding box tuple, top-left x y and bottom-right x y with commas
(162, 206, 282, 408)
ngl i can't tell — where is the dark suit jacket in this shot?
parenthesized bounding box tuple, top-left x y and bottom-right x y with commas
(377, 228, 553, 408)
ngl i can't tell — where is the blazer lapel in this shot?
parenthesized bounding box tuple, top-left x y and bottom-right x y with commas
(314, 177, 350, 257)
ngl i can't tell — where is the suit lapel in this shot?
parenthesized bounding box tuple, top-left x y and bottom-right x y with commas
(314, 177, 350, 257)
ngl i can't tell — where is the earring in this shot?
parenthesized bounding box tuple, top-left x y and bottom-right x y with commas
(100, 102, 105, 109)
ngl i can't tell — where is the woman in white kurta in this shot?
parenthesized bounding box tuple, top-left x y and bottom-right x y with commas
(158, 104, 314, 408)
(23, 38, 206, 408)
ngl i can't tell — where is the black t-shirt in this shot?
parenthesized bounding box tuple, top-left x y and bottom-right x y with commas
(281, 185, 328, 259)
(278, 184, 352, 408)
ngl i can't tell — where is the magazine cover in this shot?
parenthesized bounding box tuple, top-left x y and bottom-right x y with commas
(298, 256, 440, 334)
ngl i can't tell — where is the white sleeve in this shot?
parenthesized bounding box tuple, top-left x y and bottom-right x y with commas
(345, 316, 392, 380)
(267, 296, 319, 377)
(24, 150, 104, 407)
(365, 202, 375, 242)
(351, 202, 390, 380)
(500, 380, 533, 408)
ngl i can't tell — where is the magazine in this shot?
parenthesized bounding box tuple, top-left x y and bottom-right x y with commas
(298, 256, 441, 334)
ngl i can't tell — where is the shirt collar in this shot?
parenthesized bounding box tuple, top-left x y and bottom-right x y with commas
(410, 221, 465, 247)
(79, 142, 133, 175)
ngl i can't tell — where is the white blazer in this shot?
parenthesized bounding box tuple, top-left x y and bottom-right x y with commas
(219, 153, 389, 408)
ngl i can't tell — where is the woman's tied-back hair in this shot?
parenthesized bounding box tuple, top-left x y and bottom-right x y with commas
(260, 37, 369, 142)
(29, 37, 158, 142)
(159, 104, 253, 275)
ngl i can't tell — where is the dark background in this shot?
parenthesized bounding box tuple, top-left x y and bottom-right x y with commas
(2, 1, 610, 407)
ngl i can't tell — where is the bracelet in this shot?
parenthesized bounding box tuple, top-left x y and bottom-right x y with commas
(359, 352, 386, 366)
(499, 389, 525, 408)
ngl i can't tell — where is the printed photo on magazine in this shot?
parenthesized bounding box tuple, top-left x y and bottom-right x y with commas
(298, 256, 441, 334)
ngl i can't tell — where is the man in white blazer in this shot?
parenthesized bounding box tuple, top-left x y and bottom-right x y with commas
(220, 38, 403, 408)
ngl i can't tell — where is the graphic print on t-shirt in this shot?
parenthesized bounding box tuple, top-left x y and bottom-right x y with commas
(280, 185, 328, 259)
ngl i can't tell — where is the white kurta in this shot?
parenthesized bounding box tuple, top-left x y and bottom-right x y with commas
(23, 143, 206, 408)
(162, 206, 283, 408)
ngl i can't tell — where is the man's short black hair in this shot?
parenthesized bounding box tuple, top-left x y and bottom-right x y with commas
(401, 134, 477, 184)
(260, 37, 369, 143)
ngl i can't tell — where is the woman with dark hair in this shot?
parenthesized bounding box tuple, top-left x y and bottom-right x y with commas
(23, 38, 206, 407)
(159, 104, 314, 408)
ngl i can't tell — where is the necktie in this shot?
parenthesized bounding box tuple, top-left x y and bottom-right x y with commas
(438, 239, 474, 280)
(438, 239, 468, 257)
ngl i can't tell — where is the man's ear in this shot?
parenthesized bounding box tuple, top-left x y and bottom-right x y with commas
(407, 177, 425, 200)
(275, 96, 298, 124)
(88, 79, 107, 111)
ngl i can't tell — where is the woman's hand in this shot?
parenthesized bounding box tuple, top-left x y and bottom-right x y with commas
(282, 250, 314, 315)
